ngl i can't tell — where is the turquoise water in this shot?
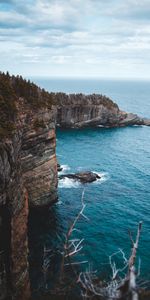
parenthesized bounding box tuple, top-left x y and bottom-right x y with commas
(29, 79, 150, 294)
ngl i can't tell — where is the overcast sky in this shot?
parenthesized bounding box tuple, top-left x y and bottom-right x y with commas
(0, 0, 150, 79)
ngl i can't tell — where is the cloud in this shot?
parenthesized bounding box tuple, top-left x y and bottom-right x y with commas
(0, 0, 150, 79)
(0, 0, 13, 3)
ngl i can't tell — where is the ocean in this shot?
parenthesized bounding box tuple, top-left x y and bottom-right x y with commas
(29, 78, 150, 294)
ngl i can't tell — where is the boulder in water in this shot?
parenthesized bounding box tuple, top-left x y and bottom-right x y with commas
(57, 163, 63, 172)
(59, 171, 100, 183)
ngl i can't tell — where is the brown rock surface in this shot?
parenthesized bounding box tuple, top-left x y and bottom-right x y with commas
(0, 138, 30, 300)
(11, 189, 30, 300)
(21, 108, 57, 207)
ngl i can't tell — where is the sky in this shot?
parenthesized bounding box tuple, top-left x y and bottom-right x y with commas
(0, 0, 150, 79)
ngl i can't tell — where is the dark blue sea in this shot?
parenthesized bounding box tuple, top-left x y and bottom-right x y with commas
(29, 78, 150, 293)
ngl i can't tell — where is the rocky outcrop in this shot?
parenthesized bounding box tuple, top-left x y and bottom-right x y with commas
(118, 112, 150, 127)
(55, 93, 150, 128)
(59, 171, 101, 183)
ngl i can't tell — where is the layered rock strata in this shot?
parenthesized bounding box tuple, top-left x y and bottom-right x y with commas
(56, 93, 150, 128)
(21, 106, 57, 207)
(0, 136, 30, 300)
(0, 77, 57, 299)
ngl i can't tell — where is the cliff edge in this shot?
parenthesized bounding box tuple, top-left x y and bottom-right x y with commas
(0, 73, 57, 299)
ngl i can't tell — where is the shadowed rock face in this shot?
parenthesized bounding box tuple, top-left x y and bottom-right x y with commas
(0, 137, 30, 300)
(0, 94, 57, 299)
(55, 93, 150, 128)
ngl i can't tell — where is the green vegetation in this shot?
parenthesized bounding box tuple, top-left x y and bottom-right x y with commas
(0, 71, 119, 139)
(1, 72, 54, 109)
(0, 73, 17, 138)
(0, 72, 54, 139)
(55, 92, 119, 110)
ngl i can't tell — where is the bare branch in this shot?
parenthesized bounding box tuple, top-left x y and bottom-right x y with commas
(128, 221, 143, 269)
(59, 189, 88, 281)
(65, 238, 84, 257)
(119, 248, 128, 264)
(64, 261, 88, 266)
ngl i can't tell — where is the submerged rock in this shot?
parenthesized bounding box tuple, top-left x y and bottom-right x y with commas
(59, 171, 101, 183)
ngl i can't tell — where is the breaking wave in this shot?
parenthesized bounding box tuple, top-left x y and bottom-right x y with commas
(58, 177, 80, 189)
(92, 171, 109, 184)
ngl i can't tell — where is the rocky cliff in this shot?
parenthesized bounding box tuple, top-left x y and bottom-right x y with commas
(0, 73, 150, 300)
(56, 93, 150, 128)
(0, 73, 57, 300)
(0, 134, 30, 300)
(21, 105, 57, 208)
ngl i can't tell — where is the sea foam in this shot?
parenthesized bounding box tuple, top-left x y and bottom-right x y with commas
(58, 164, 71, 175)
(58, 177, 80, 189)
(92, 171, 109, 184)
(58, 170, 109, 188)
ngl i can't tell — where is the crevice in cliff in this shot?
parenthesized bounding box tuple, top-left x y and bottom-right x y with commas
(0, 205, 12, 299)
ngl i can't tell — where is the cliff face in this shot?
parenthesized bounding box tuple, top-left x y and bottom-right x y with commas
(21, 105, 57, 207)
(56, 93, 150, 128)
(56, 93, 120, 128)
(0, 135, 30, 300)
(0, 73, 57, 299)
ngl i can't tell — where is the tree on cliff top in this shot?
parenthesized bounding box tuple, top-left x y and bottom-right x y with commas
(0, 72, 53, 138)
